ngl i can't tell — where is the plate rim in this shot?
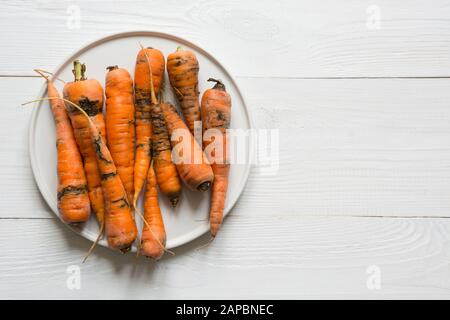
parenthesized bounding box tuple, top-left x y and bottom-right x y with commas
(28, 30, 254, 250)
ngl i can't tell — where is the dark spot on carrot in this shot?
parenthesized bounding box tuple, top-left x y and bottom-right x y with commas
(77, 96, 100, 116)
(57, 185, 87, 200)
(93, 136, 112, 164)
(112, 196, 130, 208)
(216, 110, 225, 121)
(101, 171, 117, 180)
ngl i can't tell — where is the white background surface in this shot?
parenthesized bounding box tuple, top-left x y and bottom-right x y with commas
(1, 0, 450, 299)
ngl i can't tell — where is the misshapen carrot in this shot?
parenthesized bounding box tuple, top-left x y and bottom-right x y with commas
(38, 71, 90, 223)
(63, 60, 106, 226)
(105, 66, 135, 204)
(63, 98, 138, 252)
(133, 47, 165, 205)
(140, 162, 166, 260)
(160, 103, 214, 191)
(201, 79, 231, 237)
(167, 47, 201, 135)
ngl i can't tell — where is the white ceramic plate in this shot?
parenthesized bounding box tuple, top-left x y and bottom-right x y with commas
(29, 31, 253, 250)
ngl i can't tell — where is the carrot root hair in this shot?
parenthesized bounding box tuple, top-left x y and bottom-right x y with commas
(138, 42, 158, 104)
(82, 222, 105, 263)
(34, 69, 66, 83)
(195, 236, 214, 251)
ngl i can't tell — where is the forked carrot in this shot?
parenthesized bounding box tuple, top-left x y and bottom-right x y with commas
(201, 78, 231, 237)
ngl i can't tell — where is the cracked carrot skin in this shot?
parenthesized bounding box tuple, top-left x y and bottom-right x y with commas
(201, 79, 231, 237)
(133, 48, 165, 203)
(161, 102, 214, 191)
(151, 102, 181, 207)
(105, 66, 135, 204)
(141, 162, 166, 260)
(63, 60, 106, 226)
(46, 78, 90, 223)
(167, 47, 201, 135)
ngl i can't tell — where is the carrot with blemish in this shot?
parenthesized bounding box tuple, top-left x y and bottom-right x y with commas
(201, 78, 231, 237)
(36, 70, 90, 223)
(140, 162, 166, 260)
(142, 62, 182, 207)
(64, 98, 137, 252)
(160, 102, 214, 191)
(167, 47, 201, 136)
(133, 47, 165, 205)
(151, 100, 182, 207)
(105, 66, 135, 204)
(63, 60, 106, 226)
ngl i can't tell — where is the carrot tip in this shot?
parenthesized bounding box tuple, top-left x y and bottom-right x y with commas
(120, 246, 132, 254)
(197, 181, 211, 192)
(170, 197, 180, 208)
(195, 237, 214, 251)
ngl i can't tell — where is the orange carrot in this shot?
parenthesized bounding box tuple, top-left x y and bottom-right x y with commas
(105, 66, 135, 204)
(63, 60, 105, 226)
(160, 103, 214, 191)
(37, 70, 90, 223)
(167, 47, 201, 136)
(133, 47, 165, 205)
(201, 78, 231, 237)
(63, 98, 138, 252)
(151, 100, 182, 207)
(140, 162, 166, 259)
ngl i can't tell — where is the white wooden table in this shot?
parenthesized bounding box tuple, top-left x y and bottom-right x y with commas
(2, 0, 450, 299)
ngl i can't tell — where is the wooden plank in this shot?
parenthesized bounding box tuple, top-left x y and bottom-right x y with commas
(1, 0, 450, 77)
(0, 77, 51, 218)
(1, 217, 450, 299)
(237, 77, 450, 217)
(2, 76, 450, 218)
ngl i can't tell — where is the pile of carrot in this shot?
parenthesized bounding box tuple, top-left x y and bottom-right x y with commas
(31, 44, 232, 261)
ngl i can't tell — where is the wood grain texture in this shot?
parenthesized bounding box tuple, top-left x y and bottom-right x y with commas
(2, 0, 450, 299)
(4, 77, 450, 218)
(1, 0, 450, 77)
(1, 217, 450, 299)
